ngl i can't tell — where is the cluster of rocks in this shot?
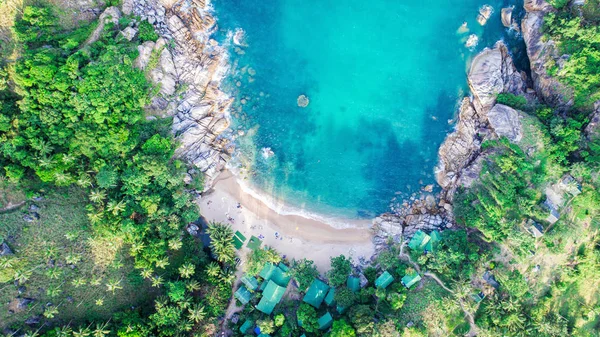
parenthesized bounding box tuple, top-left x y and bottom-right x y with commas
(372, 193, 453, 251)
(435, 40, 527, 204)
(118, 0, 235, 190)
(22, 204, 41, 223)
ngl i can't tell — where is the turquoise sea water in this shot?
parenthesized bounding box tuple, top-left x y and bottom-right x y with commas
(213, 0, 526, 219)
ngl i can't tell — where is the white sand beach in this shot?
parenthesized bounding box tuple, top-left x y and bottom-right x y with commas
(198, 170, 376, 273)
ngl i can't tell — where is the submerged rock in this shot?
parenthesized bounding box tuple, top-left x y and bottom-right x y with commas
(501, 7, 513, 28)
(297, 95, 310, 108)
(465, 34, 479, 48)
(477, 5, 493, 26)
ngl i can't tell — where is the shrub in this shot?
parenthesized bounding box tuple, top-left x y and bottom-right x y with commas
(138, 20, 159, 42)
(496, 93, 527, 110)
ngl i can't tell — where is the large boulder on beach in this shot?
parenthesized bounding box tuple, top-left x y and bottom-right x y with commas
(468, 41, 525, 116)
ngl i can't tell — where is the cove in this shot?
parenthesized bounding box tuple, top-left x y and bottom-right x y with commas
(212, 0, 526, 219)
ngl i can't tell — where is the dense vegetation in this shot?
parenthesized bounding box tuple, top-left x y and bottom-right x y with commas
(0, 4, 230, 336)
(1, 1, 599, 337)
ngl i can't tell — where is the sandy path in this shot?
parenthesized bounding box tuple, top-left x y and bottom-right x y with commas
(198, 170, 375, 272)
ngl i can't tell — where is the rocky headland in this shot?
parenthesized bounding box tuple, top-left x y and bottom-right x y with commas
(374, 0, 598, 248)
(125, 0, 234, 190)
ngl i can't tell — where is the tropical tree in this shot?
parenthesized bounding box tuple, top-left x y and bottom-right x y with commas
(205, 222, 235, 263)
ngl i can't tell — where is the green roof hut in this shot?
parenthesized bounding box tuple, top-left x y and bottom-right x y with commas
(347, 276, 360, 292)
(239, 319, 254, 334)
(256, 280, 287, 315)
(425, 230, 442, 253)
(408, 230, 431, 252)
(234, 286, 252, 305)
(324, 287, 335, 306)
(241, 275, 259, 291)
(401, 273, 422, 289)
(375, 271, 394, 289)
(303, 278, 330, 308)
(318, 312, 333, 330)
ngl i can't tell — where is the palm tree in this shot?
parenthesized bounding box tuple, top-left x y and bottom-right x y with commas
(140, 269, 153, 279)
(178, 263, 195, 279)
(106, 279, 123, 294)
(77, 174, 92, 188)
(188, 304, 206, 323)
(205, 262, 221, 278)
(106, 200, 126, 215)
(71, 278, 87, 288)
(56, 326, 72, 337)
(168, 238, 183, 251)
(186, 280, 201, 292)
(205, 222, 235, 263)
(155, 257, 170, 269)
(43, 306, 59, 319)
(47, 286, 62, 298)
(92, 323, 110, 337)
(151, 275, 164, 288)
(87, 211, 104, 225)
(89, 190, 106, 204)
(14, 269, 32, 283)
(72, 327, 91, 337)
(219, 270, 235, 285)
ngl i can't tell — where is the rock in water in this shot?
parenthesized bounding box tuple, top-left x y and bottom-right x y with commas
(501, 7, 513, 28)
(477, 5, 493, 26)
(465, 34, 479, 49)
(297, 95, 309, 108)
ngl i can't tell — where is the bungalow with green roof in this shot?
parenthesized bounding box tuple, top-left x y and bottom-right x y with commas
(234, 286, 252, 304)
(233, 231, 247, 250)
(239, 319, 254, 334)
(303, 278, 330, 308)
(241, 275, 259, 291)
(324, 287, 335, 306)
(347, 276, 360, 292)
(401, 273, 421, 289)
(408, 230, 431, 253)
(424, 230, 441, 253)
(256, 280, 287, 315)
(375, 271, 394, 289)
(318, 312, 333, 330)
(271, 263, 291, 287)
(259, 263, 277, 281)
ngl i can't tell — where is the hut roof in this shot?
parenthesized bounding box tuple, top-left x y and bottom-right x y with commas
(303, 278, 330, 308)
(375, 271, 395, 289)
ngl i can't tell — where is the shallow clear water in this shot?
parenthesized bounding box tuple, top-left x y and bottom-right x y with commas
(213, 0, 526, 219)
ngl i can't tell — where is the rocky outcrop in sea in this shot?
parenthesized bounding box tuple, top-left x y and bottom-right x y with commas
(374, 37, 533, 246)
(126, 0, 234, 190)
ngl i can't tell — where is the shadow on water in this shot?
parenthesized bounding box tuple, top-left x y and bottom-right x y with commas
(354, 91, 459, 217)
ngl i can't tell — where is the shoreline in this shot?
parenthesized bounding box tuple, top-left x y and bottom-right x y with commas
(198, 170, 375, 272)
